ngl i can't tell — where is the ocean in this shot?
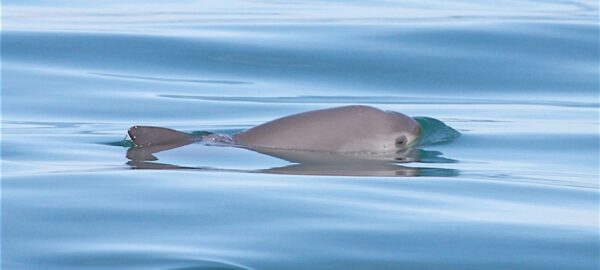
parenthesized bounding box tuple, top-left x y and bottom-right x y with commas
(2, 1, 599, 269)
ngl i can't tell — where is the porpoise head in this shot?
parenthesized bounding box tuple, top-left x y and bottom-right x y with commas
(384, 110, 421, 150)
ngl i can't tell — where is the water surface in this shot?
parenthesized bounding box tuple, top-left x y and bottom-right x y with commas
(2, 1, 599, 269)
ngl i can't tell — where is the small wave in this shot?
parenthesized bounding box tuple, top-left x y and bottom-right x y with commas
(165, 260, 252, 270)
(414, 117, 461, 146)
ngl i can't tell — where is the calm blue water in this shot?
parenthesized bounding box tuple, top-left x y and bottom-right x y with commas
(2, 1, 599, 269)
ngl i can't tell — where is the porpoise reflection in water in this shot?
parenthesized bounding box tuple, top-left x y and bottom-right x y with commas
(125, 105, 459, 177)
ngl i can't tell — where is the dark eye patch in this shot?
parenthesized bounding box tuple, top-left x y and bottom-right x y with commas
(396, 136, 407, 146)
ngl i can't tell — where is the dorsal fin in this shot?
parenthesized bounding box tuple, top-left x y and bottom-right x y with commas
(128, 126, 195, 147)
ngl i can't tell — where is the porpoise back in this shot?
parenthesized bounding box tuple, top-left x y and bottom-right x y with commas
(233, 105, 420, 152)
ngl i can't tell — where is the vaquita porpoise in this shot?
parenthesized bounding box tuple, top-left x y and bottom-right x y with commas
(127, 105, 421, 153)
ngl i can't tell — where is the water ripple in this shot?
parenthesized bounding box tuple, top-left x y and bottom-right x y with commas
(158, 95, 600, 108)
(89, 72, 252, 85)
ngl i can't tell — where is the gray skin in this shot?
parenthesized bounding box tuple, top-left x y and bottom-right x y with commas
(128, 105, 420, 153)
(123, 107, 463, 177)
(232, 105, 420, 152)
